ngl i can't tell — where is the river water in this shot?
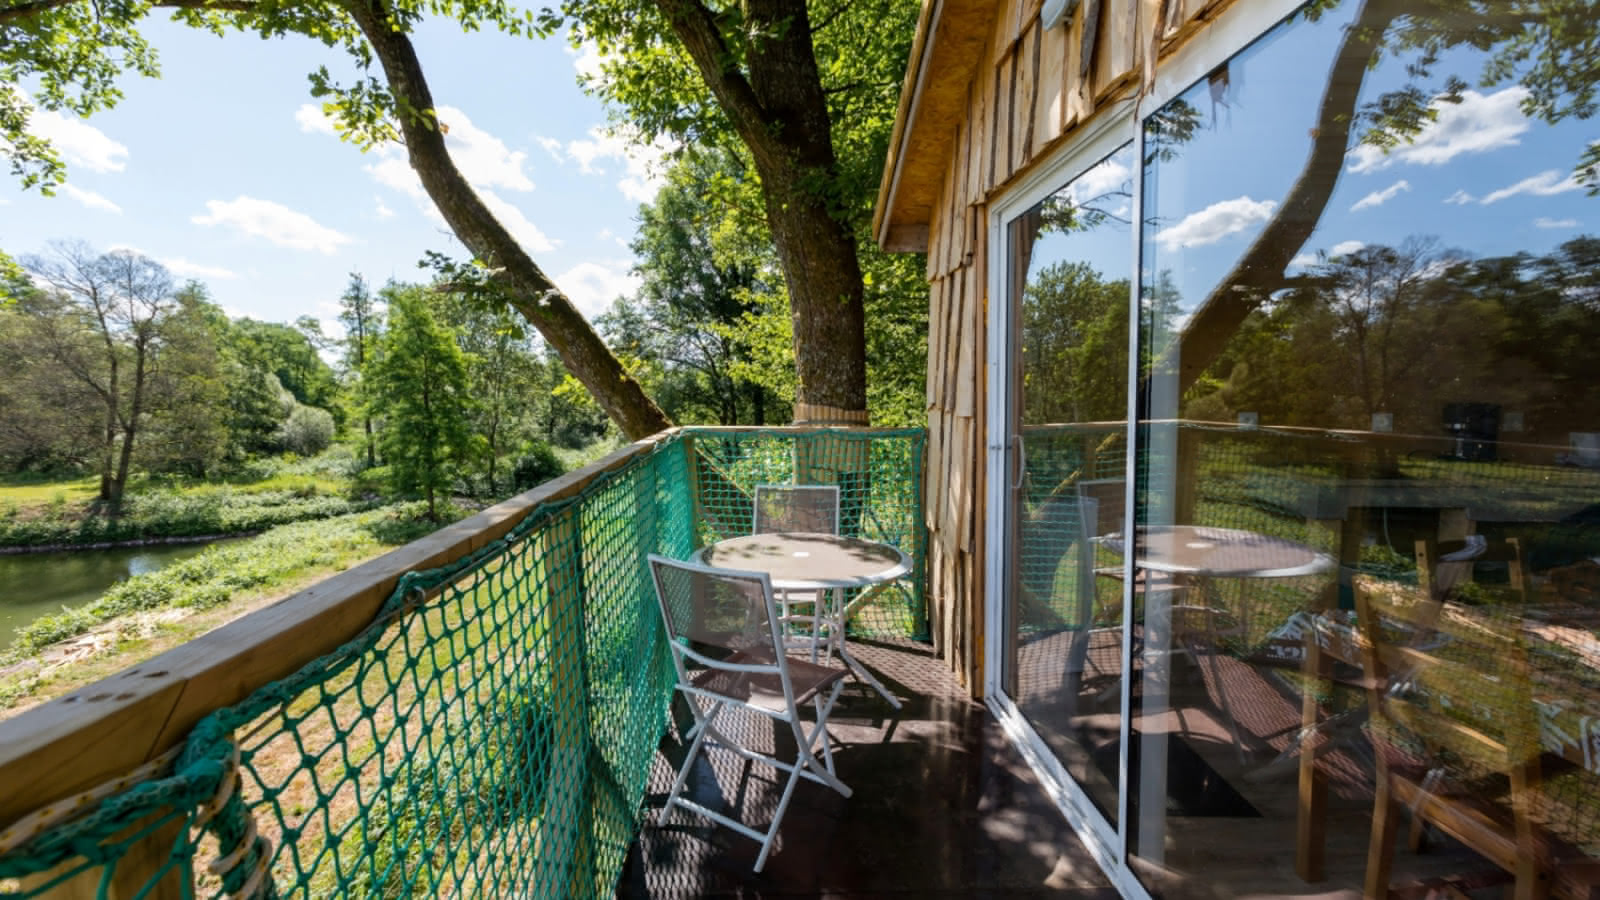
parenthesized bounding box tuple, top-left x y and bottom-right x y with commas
(0, 540, 230, 649)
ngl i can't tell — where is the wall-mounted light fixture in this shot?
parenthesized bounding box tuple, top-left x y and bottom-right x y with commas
(1041, 0, 1081, 30)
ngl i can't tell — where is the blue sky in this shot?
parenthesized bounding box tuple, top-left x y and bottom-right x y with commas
(3, 15, 661, 335)
(1141, 3, 1599, 312)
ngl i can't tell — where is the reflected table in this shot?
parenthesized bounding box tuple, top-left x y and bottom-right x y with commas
(694, 532, 913, 709)
(1095, 526, 1334, 864)
(1100, 525, 1335, 579)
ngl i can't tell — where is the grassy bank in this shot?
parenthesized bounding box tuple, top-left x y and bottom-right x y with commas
(0, 450, 370, 549)
(0, 503, 459, 716)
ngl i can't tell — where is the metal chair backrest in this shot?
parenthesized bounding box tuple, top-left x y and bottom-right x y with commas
(754, 484, 840, 535)
(647, 555, 790, 689)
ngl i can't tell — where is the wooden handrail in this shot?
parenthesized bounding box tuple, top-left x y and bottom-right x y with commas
(0, 428, 685, 826)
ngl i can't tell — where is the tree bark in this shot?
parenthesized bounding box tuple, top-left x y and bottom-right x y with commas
(652, 0, 869, 417)
(1172, 0, 1402, 394)
(110, 341, 148, 510)
(341, 0, 672, 441)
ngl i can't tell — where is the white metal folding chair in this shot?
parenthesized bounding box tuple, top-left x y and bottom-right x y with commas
(753, 484, 841, 661)
(647, 554, 852, 872)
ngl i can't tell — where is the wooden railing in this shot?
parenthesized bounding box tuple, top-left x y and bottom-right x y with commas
(0, 425, 930, 898)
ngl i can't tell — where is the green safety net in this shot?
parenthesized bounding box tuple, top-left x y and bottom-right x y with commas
(0, 429, 927, 900)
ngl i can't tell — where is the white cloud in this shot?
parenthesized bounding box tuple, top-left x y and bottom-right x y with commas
(365, 156, 427, 201)
(536, 136, 566, 162)
(1329, 240, 1366, 257)
(479, 189, 555, 252)
(107, 245, 238, 281)
(59, 183, 121, 214)
(1154, 196, 1276, 251)
(1290, 252, 1319, 268)
(1535, 216, 1579, 229)
(1350, 179, 1410, 212)
(374, 196, 395, 219)
(557, 259, 639, 319)
(565, 128, 627, 175)
(1479, 169, 1582, 204)
(571, 43, 607, 83)
(161, 257, 239, 281)
(191, 196, 352, 254)
(435, 106, 532, 192)
(29, 108, 129, 173)
(1071, 157, 1132, 206)
(1445, 189, 1475, 205)
(1347, 87, 1530, 174)
(564, 125, 671, 202)
(294, 104, 338, 136)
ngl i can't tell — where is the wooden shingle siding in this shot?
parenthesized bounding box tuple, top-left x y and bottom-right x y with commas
(890, 0, 1242, 693)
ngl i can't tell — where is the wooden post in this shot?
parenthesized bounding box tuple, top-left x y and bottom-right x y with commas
(1295, 626, 1330, 882)
(1173, 425, 1201, 525)
(20, 815, 188, 899)
(679, 435, 704, 550)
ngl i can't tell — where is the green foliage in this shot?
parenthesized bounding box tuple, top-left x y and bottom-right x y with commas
(0, 479, 374, 548)
(510, 442, 564, 491)
(226, 317, 340, 415)
(368, 288, 480, 519)
(275, 404, 337, 456)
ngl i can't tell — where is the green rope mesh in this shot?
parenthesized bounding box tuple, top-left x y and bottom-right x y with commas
(0, 429, 927, 900)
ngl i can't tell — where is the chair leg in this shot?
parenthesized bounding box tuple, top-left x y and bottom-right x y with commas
(754, 761, 806, 873)
(1366, 776, 1400, 900)
(663, 697, 721, 824)
(1407, 814, 1428, 853)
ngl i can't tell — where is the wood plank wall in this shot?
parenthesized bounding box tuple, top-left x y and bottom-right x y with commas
(920, 0, 1237, 693)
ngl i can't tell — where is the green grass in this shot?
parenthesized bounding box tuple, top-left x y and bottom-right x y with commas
(0, 476, 101, 505)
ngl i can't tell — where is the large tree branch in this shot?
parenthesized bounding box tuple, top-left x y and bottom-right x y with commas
(339, 0, 670, 440)
(1172, 0, 1404, 394)
(648, 0, 782, 159)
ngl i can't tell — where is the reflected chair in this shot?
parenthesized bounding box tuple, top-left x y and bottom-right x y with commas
(1414, 535, 1527, 605)
(1355, 575, 1553, 899)
(647, 555, 852, 872)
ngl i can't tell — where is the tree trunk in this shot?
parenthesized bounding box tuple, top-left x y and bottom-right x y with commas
(364, 417, 375, 468)
(342, 0, 672, 441)
(1172, 0, 1401, 395)
(653, 0, 868, 421)
(110, 340, 149, 510)
(98, 356, 119, 503)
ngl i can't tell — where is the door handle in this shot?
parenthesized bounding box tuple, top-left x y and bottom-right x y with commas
(1011, 435, 1027, 490)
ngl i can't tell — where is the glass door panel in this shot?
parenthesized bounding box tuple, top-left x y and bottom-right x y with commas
(1002, 143, 1135, 827)
(1130, 1, 1600, 895)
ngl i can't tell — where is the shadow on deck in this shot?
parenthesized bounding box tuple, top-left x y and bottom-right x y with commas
(617, 638, 1117, 899)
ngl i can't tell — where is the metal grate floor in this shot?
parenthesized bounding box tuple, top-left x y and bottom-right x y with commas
(616, 639, 1117, 898)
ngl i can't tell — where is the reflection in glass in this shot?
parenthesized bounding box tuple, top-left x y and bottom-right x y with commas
(1004, 143, 1134, 827)
(1131, 0, 1600, 895)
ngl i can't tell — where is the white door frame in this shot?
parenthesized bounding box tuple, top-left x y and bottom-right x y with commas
(983, 106, 1142, 895)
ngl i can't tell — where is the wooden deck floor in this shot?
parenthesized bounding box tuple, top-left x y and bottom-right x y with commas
(620, 633, 1508, 899)
(616, 638, 1118, 899)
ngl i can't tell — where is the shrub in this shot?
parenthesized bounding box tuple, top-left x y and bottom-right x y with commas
(511, 443, 564, 492)
(275, 405, 336, 456)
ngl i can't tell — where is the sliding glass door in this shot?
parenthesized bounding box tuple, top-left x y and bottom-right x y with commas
(993, 138, 1136, 838)
(991, 1, 1600, 897)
